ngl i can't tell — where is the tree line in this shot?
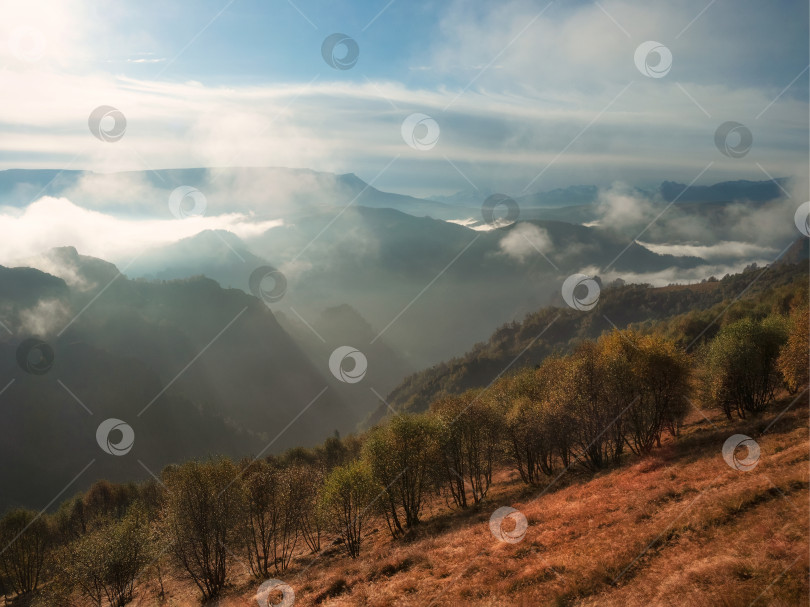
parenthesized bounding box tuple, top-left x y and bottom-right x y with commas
(384, 263, 807, 415)
(1, 298, 806, 606)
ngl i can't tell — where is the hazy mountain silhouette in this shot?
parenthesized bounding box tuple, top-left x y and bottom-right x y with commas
(0, 167, 459, 218)
(129, 206, 703, 367)
(660, 178, 789, 203)
(129, 230, 267, 288)
(432, 178, 786, 211)
(0, 248, 370, 509)
(0, 168, 788, 221)
(276, 303, 414, 419)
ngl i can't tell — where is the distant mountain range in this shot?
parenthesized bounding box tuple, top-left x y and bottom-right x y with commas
(0, 166, 801, 509)
(659, 179, 790, 203)
(1, 166, 796, 371)
(124, 206, 705, 368)
(0, 167, 462, 219)
(0, 167, 790, 219)
(436, 178, 789, 207)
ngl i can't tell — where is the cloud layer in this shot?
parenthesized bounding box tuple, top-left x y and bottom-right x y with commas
(0, 0, 805, 196)
(0, 196, 282, 266)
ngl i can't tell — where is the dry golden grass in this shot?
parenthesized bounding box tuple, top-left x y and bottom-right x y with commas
(134, 394, 809, 607)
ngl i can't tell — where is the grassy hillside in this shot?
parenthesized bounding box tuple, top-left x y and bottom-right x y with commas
(128, 395, 808, 606)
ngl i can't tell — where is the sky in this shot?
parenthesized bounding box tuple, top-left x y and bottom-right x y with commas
(0, 0, 807, 197)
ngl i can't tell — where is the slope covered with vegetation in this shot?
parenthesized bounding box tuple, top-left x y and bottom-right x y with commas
(0, 262, 806, 606)
(380, 260, 807, 418)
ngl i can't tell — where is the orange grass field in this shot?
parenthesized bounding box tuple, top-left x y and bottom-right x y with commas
(133, 394, 809, 607)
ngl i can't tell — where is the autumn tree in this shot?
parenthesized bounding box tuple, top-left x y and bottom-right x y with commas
(83, 481, 139, 525)
(501, 394, 547, 484)
(432, 391, 501, 507)
(0, 509, 52, 598)
(162, 458, 244, 601)
(320, 461, 379, 558)
(363, 414, 440, 536)
(636, 333, 691, 441)
(490, 362, 572, 484)
(240, 459, 304, 577)
(240, 459, 277, 578)
(777, 304, 809, 393)
(54, 495, 87, 541)
(560, 341, 622, 470)
(599, 330, 690, 455)
(290, 463, 324, 554)
(59, 506, 151, 607)
(316, 433, 362, 472)
(702, 316, 788, 419)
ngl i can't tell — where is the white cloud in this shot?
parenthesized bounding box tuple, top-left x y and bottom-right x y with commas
(446, 217, 505, 231)
(0, 0, 92, 67)
(446, 218, 480, 228)
(17, 298, 71, 337)
(637, 240, 779, 262)
(0, 196, 282, 266)
(592, 174, 806, 252)
(597, 258, 774, 288)
(0, 67, 801, 196)
(19, 251, 98, 291)
(499, 223, 552, 262)
(0, 0, 804, 196)
(0, 68, 801, 195)
(596, 183, 656, 231)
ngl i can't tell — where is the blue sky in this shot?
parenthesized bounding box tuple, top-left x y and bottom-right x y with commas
(95, 0, 421, 82)
(101, 0, 809, 91)
(0, 0, 807, 197)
